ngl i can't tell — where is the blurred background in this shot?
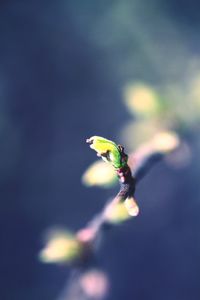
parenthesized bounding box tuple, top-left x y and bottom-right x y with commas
(1, 0, 200, 299)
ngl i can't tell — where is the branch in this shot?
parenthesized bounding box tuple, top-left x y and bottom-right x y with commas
(39, 133, 180, 300)
(77, 133, 180, 247)
(76, 137, 136, 246)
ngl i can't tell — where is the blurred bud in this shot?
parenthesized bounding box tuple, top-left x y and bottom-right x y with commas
(120, 119, 160, 151)
(82, 160, 117, 188)
(105, 201, 132, 224)
(123, 83, 161, 118)
(124, 197, 139, 216)
(151, 131, 180, 154)
(86, 136, 125, 169)
(189, 74, 200, 109)
(80, 269, 109, 299)
(39, 230, 82, 264)
(76, 227, 96, 243)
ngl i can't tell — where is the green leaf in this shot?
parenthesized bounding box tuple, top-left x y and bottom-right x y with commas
(86, 136, 126, 169)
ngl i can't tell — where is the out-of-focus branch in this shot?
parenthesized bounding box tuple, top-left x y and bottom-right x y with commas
(77, 133, 180, 248)
(129, 131, 180, 181)
(40, 133, 180, 300)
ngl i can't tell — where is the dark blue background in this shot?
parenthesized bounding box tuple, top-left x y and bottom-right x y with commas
(1, 1, 200, 299)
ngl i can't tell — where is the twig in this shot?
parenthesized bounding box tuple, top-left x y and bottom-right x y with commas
(51, 134, 180, 300)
